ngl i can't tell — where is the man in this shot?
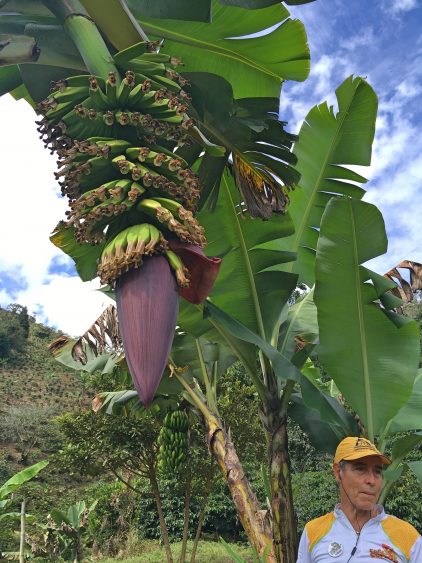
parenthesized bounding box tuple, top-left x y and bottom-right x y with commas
(297, 437, 421, 562)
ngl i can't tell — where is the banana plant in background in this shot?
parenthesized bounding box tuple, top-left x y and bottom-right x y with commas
(314, 197, 421, 500)
(0, 460, 48, 520)
(32, 500, 98, 562)
(0, 461, 48, 561)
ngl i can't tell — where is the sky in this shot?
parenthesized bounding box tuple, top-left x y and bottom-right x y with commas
(0, 0, 421, 336)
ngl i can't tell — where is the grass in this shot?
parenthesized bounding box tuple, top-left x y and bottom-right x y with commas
(98, 540, 254, 562)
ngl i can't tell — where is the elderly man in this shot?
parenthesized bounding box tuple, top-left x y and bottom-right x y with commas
(297, 437, 421, 562)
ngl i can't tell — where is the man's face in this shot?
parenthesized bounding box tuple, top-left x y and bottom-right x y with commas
(333, 456, 384, 512)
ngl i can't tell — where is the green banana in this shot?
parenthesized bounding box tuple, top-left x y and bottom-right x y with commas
(150, 73, 181, 91)
(89, 76, 110, 111)
(122, 59, 166, 75)
(126, 83, 156, 109)
(40, 86, 88, 113)
(113, 41, 150, 66)
(165, 249, 190, 287)
(105, 71, 118, 107)
(127, 181, 146, 201)
(52, 74, 104, 91)
(97, 222, 167, 285)
(117, 71, 135, 107)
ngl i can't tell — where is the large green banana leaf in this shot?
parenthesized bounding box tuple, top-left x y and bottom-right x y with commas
(280, 76, 377, 287)
(288, 393, 354, 454)
(80, 0, 310, 97)
(0, 460, 48, 501)
(199, 170, 298, 341)
(389, 369, 422, 433)
(314, 197, 420, 440)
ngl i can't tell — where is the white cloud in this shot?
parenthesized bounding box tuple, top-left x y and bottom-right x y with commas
(341, 27, 376, 51)
(0, 95, 112, 335)
(389, 0, 418, 14)
(395, 78, 422, 99)
(14, 275, 113, 337)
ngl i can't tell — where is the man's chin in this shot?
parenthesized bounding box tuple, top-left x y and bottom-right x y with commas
(356, 496, 377, 512)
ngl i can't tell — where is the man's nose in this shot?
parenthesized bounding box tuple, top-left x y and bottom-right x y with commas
(366, 470, 377, 484)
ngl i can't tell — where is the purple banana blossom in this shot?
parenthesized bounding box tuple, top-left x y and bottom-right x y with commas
(116, 255, 179, 407)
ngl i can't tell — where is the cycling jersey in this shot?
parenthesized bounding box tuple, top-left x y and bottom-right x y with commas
(297, 505, 421, 562)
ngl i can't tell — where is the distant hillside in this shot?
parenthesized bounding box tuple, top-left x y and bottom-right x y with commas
(0, 305, 92, 411)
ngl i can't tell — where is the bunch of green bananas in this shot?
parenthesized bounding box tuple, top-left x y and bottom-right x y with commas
(36, 43, 207, 288)
(157, 410, 189, 473)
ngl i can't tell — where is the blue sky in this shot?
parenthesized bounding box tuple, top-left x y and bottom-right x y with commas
(0, 0, 421, 335)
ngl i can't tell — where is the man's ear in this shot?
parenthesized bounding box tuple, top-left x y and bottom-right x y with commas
(333, 462, 341, 484)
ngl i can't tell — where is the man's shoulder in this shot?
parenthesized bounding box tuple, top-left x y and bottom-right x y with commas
(304, 512, 336, 550)
(381, 514, 420, 560)
(305, 511, 336, 531)
(382, 514, 420, 536)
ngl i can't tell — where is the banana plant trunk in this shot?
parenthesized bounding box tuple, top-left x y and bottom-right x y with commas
(205, 411, 275, 561)
(264, 403, 297, 563)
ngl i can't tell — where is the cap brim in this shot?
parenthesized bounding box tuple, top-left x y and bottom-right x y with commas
(342, 452, 391, 465)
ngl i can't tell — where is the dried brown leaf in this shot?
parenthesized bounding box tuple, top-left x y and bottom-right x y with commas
(384, 260, 422, 304)
(233, 154, 290, 219)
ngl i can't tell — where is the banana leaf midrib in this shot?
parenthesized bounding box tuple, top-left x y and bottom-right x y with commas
(140, 20, 283, 82)
(350, 203, 373, 440)
(222, 174, 266, 342)
(285, 103, 354, 273)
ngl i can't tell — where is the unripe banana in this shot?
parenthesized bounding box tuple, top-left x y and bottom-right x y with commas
(117, 71, 136, 107)
(105, 71, 118, 107)
(164, 250, 190, 287)
(89, 76, 110, 111)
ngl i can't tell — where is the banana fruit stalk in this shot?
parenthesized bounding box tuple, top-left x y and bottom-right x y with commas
(39, 44, 222, 406)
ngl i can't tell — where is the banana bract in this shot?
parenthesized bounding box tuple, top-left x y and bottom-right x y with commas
(39, 48, 222, 406)
(116, 255, 179, 407)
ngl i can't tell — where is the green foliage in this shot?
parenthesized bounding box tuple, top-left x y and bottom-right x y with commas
(0, 405, 62, 465)
(384, 470, 422, 531)
(217, 363, 266, 467)
(98, 539, 255, 563)
(56, 409, 160, 478)
(0, 305, 29, 361)
(85, 480, 137, 556)
(136, 473, 248, 542)
(33, 499, 98, 561)
(292, 469, 338, 535)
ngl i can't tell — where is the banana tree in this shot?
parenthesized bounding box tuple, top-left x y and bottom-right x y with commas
(48, 72, 383, 562)
(0, 460, 48, 520)
(40, 499, 98, 562)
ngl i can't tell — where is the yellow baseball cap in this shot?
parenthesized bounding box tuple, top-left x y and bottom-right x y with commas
(334, 437, 390, 465)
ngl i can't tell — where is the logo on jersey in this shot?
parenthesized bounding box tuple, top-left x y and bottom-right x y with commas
(328, 542, 343, 557)
(369, 543, 398, 562)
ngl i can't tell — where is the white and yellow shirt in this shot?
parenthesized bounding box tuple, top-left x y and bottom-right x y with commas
(297, 505, 421, 562)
